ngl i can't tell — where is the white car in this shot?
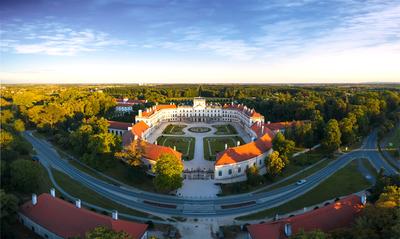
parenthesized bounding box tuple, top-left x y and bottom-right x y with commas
(296, 179, 307, 185)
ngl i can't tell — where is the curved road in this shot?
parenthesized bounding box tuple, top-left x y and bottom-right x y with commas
(24, 131, 398, 218)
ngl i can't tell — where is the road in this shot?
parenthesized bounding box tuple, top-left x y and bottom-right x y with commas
(23, 131, 398, 218)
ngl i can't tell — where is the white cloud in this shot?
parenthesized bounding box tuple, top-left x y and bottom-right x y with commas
(198, 39, 260, 61)
(1, 22, 125, 56)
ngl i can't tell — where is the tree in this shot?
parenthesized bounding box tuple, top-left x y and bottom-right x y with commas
(266, 151, 285, 177)
(84, 226, 132, 239)
(10, 159, 41, 193)
(13, 119, 25, 132)
(322, 119, 341, 152)
(340, 114, 357, 145)
(115, 139, 145, 167)
(375, 185, 399, 208)
(272, 132, 295, 160)
(153, 154, 183, 192)
(0, 130, 14, 150)
(0, 190, 19, 238)
(292, 229, 329, 239)
(247, 165, 262, 186)
(352, 205, 400, 239)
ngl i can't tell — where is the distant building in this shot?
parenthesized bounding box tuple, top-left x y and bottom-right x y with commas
(115, 98, 147, 113)
(108, 120, 133, 136)
(247, 194, 366, 239)
(19, 192, 148, 239)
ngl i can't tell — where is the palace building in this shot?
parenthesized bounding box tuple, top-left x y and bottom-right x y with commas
(119, 97, 297, 180)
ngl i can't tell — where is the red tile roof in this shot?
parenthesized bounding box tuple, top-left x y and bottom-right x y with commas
(247, 195, 364, 239)
(215, 133, 273, 166)
(20, 194, 148, 239)
(141, 104, 177, 117)
(251, 122, 276, 138)
(222, 103, 262, 119)
(265, 121, 298, 131)
(108, 120, 132, 130)
(131, 121, 150, 138)
(142, 141, 182, 161)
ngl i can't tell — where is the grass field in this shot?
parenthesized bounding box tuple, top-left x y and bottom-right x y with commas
(156, 135, 195, 160)
(162, 124, 186, 135)
(203, 136, 245, 160)
(213, 124, 238, 135)
(237, 160, 371, 220)
(51, 169, 161, 219)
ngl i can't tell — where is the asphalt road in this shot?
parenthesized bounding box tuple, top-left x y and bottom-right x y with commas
(23, 131, 398, 218)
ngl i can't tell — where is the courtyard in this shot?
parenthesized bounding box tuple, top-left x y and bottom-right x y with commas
(145, 121, 251, 197)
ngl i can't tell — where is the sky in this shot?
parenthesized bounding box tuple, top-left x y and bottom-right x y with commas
(0, 0, 399, 84)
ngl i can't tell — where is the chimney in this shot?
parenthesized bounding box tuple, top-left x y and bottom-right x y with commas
(138, 109, 142, 117)
(284, 223, 292, 237)
(237, 141, 240, 146)
(50, 188, 56, 197)
(360, 194, 367, 205)
(32, 194, 37, 205)
(155, 140, 157, 145)
(267, 121, 271, 124)
(261, 125, 264, 133)
(112, 210, 118, 220)
(225, 143, 228, 150)
(173, 146, 176, 151)
(274, 213, 279, 221)
(75, 199, 81, 208)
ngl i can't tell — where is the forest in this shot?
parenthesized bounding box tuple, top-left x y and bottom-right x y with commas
(0, 84, 399, 238)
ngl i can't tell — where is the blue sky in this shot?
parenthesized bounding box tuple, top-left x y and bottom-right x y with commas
(1, 0, 399, 84)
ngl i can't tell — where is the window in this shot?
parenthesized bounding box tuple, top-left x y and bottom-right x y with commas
(238, 167, 241, 173)
(259, 160, 262, 165)
(228, 169, 232, 175)
(218, 171, 222, 176)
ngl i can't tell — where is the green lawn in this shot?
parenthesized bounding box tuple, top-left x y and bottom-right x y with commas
(51, 168, 161, 219)
(386, 127, 400, 158)
(262, 158, 332, 192)
(156, 136, 195, 160)
(203, 136, 245, 161)
(213, 124, 238, 135)
(162, 124, 186, 135)
(362, 158, 378, 177)
(237, 160, 372, 220)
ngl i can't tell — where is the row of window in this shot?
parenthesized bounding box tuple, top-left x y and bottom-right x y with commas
(217, 159, 263, 177)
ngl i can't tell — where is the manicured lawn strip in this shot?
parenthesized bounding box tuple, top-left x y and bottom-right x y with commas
(213, 124, 238, 135)
(203, 136, 245, 160)
(156, 135, 195, 160)
(162, 124, 186, 135)
(237, 161, 371, 220)
(51, 168, 159, 219)
(37, 164, 54, 195)
(68, 159, 118, 185)
(363, 158, 378, 177)
(263, 158, 332, 192)
(103, 161, 157, 192)
(387, 127, 400, 149)
(385, 127, 400, 159)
